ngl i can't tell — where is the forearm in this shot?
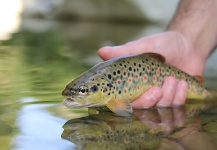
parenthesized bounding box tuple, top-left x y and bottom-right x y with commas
(168, 0, 217, 60)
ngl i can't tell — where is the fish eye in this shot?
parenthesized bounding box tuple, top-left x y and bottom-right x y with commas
(78, 86, 88, 95)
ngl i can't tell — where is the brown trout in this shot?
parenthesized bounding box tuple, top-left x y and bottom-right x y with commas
(62, 53, 215, 116)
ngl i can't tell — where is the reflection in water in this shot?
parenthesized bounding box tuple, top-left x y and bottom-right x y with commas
(61, 103, 217, 150)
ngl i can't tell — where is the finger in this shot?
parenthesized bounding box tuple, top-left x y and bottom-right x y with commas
(132, 87, 163, 109)
(157, 77, 178, 107)
(172, 80, 188, 106)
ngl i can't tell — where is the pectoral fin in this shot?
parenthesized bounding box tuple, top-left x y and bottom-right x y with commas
(106, 99, 133, 117)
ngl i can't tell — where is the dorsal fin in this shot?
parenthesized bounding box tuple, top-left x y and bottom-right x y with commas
(194, 75, 204, 83)
(143, 53, 165, 62)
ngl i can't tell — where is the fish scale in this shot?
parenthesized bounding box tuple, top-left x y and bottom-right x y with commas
(62, 53, 214, 116)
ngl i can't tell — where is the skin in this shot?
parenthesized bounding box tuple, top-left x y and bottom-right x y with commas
(98, 0, 217, 109)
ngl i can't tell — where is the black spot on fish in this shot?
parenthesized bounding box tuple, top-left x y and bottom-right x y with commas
(91, 85, 98, 92)
(108, 74, 112, 80)
(108, 93, 110, 95)
(133, 69, 136, 72)
(107, 83, 113, 88)
(117, 70, 121, 74)
(134, 62, 136, 66)
(97, 83, 100, 86)
(113, 71, 116, 75)
(118, 90, 121, 94)
(119, 63, 122, 66)
(129, 67, 132, 71)
(124, 65, 127, 68)
(151, 62, 154, 66)
(138, 64, 141, 68)
(114, 64, 117, 67)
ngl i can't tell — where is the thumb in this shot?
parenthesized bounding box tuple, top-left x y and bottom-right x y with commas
(98, 37, 155, 60)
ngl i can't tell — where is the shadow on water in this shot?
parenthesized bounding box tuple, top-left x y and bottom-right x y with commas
(62, 102, 217, 150)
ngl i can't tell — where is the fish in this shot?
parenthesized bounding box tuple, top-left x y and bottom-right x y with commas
(62, 53, 216, 116)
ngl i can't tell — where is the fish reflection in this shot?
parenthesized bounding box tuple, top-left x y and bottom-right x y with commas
(61, 102, 216, 150)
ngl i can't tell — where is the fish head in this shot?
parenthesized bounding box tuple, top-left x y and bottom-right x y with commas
(62, 76, 114, 108)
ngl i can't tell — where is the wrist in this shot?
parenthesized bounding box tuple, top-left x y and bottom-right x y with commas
(167, 0, 217, 62)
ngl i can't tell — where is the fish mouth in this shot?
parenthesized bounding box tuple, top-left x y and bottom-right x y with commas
(63, 97, 91, 108)
(63, 97, 103, 108)
(63, 97, 82, 108)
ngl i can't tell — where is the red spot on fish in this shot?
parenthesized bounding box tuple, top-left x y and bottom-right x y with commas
(181, 75, 186, 80)
(146, 66, 150, 70)
(123, 72, 126, 76)
(152, 76, 156, 81)
(161, 68, 165, 73)
(130, 94, 132, 96)
(171, 72, 175, 77)
(143, 75, 147, 80)
(117, 80, 121, 85)
(135, 75, 138, 79)
(128, 78, 132, 82)
(124, 89, 127, 94)
(156, 70, 160, 75)
(137, 86, 140, 90)
(203, 90, 207, 96)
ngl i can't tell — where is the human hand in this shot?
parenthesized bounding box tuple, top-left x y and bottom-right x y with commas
(98, 31, 206, 108)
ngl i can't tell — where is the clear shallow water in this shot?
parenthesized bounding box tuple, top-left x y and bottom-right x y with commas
(0, 1, 217, 149)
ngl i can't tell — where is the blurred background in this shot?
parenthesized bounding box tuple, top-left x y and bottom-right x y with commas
(0, 0, 217, 150)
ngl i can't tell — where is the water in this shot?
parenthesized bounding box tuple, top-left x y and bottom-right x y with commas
(1, 1, 217, 150)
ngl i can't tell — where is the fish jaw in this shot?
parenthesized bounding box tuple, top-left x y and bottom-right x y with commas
(63, 97, 85, 108)
(63, 96, 109, 108)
